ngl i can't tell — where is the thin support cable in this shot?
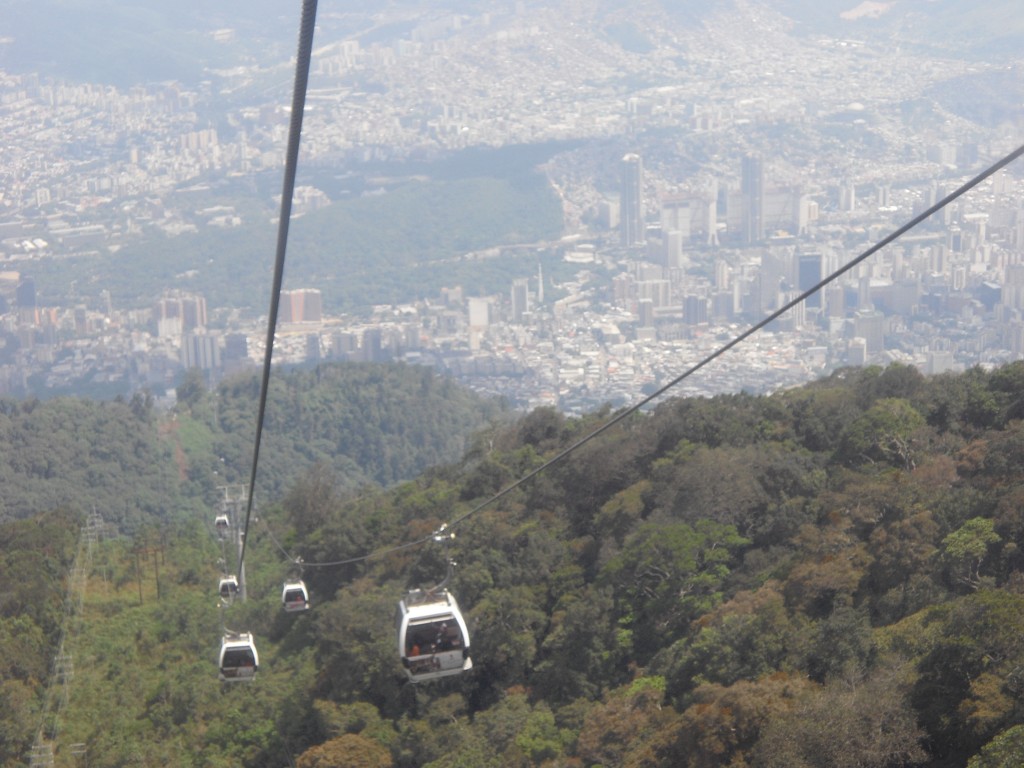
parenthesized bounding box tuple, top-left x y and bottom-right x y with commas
(265, 145, 1024, 569)
(436, 144, 1024, 531)
(259, 516, 302, 564)
(292, 535, 434, 569)
(236, 0, 319, 578)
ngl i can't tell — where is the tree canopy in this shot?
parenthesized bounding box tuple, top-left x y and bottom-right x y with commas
(8, 362, 1024, 766)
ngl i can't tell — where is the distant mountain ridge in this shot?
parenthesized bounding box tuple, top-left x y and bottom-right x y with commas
(3, 0, 1019, 89)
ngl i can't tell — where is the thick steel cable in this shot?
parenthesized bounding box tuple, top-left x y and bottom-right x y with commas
(236, 0, 318, 578)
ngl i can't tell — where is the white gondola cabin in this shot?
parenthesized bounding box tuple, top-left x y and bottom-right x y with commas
(218, 575, 239, 601)
(218, 632, 258, 682)
(396, 588, 472, 682)
(214, 514, 229, 534)
(282, 579, 309, 612)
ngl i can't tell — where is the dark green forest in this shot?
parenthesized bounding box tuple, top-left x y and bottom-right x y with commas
(8, 362, 1024, 766)
(26, 173, 565, 316)
(0, 362, 505, 530)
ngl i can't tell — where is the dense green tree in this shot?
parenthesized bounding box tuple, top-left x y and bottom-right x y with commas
(312, 580, 405, 717)
(204, 363, 505, 498)
(284, 462, 345, 538)
(296, 733, 393, 768)
(969, 725, 1024, 768)
(911, 591, 1024, 763)
(648, 442, 823, 544)
(862, 361, 926, 403)
(782, 515, 872, 619)
(943, 517, 1001, 591)
(14, 361, 1024, 767)
(654, 582, 800, 698)
(868, 507, 942, 622)
(530, 585, 625, 703)
(752, 660, 925, 768)
(516, 406, 567, 449)
(575, 678, 670, 768)
(601, 519, 749, 660)
(835, 397, 926, 468)
(469, 585, 547, 688)
(784, 382, 864, 453)
(176, 368, 207, 411)
(659, 673, 815, 768)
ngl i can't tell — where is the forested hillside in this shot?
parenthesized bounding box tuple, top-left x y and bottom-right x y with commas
(25, 173, 565, 314)
(0, 362, 505, 528)
(9, 362, 1024, 766)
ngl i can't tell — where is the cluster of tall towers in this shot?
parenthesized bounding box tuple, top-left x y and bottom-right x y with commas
(618, 151, 771, 249)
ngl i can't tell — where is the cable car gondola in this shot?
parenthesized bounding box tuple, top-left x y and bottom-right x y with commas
(282, 579, 309, 612)
(218, 632, 258, 682)
(214, 514, 229, 534)
(218, 575, 239, 601)
(396, 588, 472, 682)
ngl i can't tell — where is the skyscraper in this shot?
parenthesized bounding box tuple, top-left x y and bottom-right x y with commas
(154, 291, 207, 335)
(181, 331, 221, 371)
(741, 153, 764, 244)
(620, 153, 644, 247)
(511, 278, 529, 323)
(280, 289, 323, 323)
(797, 252, 823, 309)
(16, 277, 36, 324)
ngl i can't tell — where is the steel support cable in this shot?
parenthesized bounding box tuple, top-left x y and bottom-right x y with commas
(440, 143, 1024, 531)
(259, 515, 302, 563)
(236, 0, 319, 579)
(290, 142, 1024, 569)
(282, 530, 431, 569)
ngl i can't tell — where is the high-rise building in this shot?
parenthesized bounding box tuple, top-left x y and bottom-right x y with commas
(825, 285, 846, 319)
(1002, 265, 1024, 311)
(181, 294, 207, 330)
(848, 337, 868, 366)
(705, 179, 720, 246)
(741, 154, 764, 244)
(620, 153, 645, 247)
(511, 278, 529, 323)
(684, 295, 709, 325)
(280, 289, 323, 323)
(468, 297, 492, 328)
(305, 333, 321, 361)
(16, 277, 36, 324)
(154, 292, 207, 332)
(181, 331, 221, 371)
(664, 230, 684, 270)
(330, 332, 359, 359)
(638, 298, 654, 328)
(362, 327, 383, 362)
(660, 195, 693, 239)
(637, 279, 671, 308)
(853, 309, 886, 354)
(798, 253, 823, 308)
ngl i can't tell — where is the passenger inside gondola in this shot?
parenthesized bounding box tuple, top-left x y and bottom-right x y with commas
(222, 647, 256, 670)
(407, 620, 464, 656)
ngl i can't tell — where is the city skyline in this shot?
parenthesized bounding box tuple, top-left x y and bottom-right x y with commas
(0, 1, 1021, 408)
